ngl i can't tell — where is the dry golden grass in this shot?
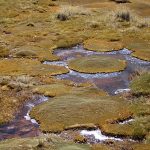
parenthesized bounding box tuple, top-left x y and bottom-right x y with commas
(0, 59, 69, 76)
(84, 39, 124, 52)
(56, 5, 91, 21)
(107, 6, 150, 28)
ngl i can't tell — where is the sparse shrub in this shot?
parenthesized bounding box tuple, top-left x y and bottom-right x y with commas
(36, 139, 46, 148)
(56, 5, 90, 21)
(9, 76, 37, 90)
(16, 75, 33, 84)
(48, 2, 57, 7)
(134, 17, 150, 28)
(74, 135, 87, 143)
(114, 7, 131, 22)
(108, 6, 150, 28)
(110, 0, 130, 3)
(0, 76, 11, 85)
(89, 21, 100, 28)
(0, 75, 37, 90)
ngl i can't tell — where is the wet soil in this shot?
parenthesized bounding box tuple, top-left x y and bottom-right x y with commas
(0, 45, 149, 142)
(0, 95, 48, 140)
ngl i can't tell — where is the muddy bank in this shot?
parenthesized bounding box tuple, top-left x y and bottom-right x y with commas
(0, 95, 48, 140)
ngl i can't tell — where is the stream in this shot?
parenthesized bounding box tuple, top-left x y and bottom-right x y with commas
(0, 45, 150, 142)
(48, 45, 150, 95)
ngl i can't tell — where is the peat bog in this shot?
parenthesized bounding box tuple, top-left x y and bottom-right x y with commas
(0, 0, 150, 150)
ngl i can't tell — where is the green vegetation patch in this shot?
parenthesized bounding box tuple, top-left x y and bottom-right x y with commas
(13, 45, 59, 61)
(30, 89, 131, 132)
(68, 56, 127, 73)
(0, 135, 91, 150)
(132, 48, 150, 61)
(101, 123, 135, 138)
(130, 72, 150, 96)
(84, 39, 124, 52)
(126, 41, 150, 61)
(0, 59, 69, 76)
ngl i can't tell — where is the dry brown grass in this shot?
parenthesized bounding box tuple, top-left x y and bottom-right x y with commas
(106, 6, 150, 28)
(111, 6, 132, 22)
(110, 0, 130, 3)
(56, 5, 91, 21)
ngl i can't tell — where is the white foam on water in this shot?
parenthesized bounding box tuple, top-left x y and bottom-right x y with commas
(81, 129, 122, 141)
(126, 55, 150, 65)
(26, 103, 35, 108)
(43, 61, 69, 69)
(114, 88, 131, 95)
(68, 70, 121, 79)
(44, 61, 67, 66)
(55, 47, 132, 56)
(44, 60, 122, 79)
(24, 96, 48, 125)
(24, 111, 38, 124)
(31, 119, 38, 124)
(24, 112, 31, 121)
(119, 119, 134, 125)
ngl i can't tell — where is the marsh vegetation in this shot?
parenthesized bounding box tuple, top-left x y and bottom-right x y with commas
(0, 0, 150, 149)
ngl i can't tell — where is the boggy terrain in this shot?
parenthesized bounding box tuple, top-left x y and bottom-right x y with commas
(0, 0, 150, 149)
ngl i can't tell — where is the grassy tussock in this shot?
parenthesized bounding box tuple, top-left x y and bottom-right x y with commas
(130, 71, 150, 96)
(0, 75, 38, 90)
(68, 55, 127, 73)
(110, 0, 130, 3)
(129, 68, 149, 81)
(113, 7, 131, 22)
(110, 6, 150, 28)
(56, 5, 91, 21)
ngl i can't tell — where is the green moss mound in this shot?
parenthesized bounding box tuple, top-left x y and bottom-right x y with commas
(0, 59, 69, 76)
(92, 143, 150, 150)
(84, 39, 124, 52)
(30, 88, 131, 132)
(101, 123, 135, 137)
(0, 135, 91, 150)
(130, 73, 150, 96)
(126, 41, 150, 61)
(13, 45, 59, 61)
(68, 56, 127, 73)
(132, 49, 150, 61)
(15, 50, 37, 57)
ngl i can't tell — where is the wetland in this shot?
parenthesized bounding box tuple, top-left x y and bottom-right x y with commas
(0, 0, 150, 150)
